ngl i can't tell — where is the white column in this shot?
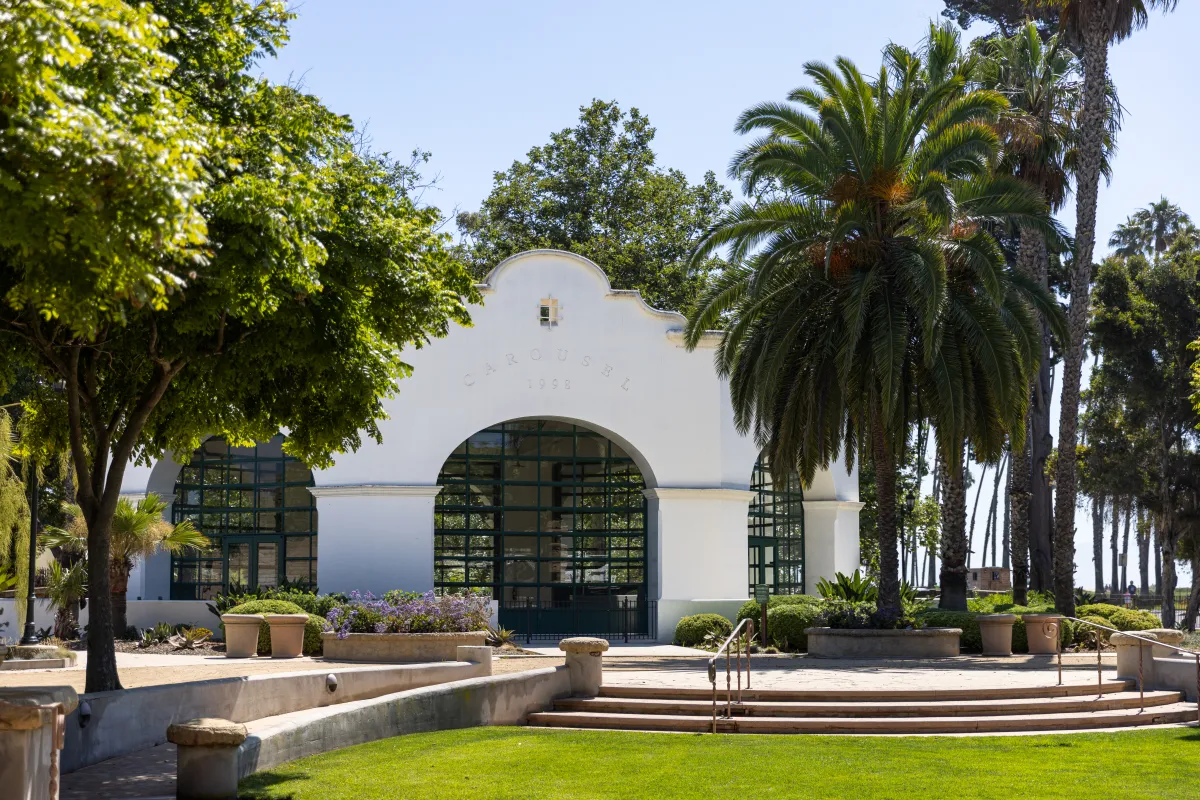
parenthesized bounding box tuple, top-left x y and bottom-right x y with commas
(309, 485, 441, 596)
(803, 500, 864, 595)
(645, 488, 754, 643)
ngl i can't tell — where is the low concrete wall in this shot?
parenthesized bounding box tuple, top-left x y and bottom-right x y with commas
(1150, 655, 1200, 702)
(238, 666, 572, 778)
(0, 599, 214, 638)
(806, 627, 963, 658)
(62, 659, 489, 772)
(321, 631, 488, 662)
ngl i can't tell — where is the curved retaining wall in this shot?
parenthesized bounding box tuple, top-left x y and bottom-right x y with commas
(63, 659, 489, 772)
(238, 666, 572, 779)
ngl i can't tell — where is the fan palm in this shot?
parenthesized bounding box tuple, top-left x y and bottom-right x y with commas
(44, 558, 88, 640)
(1046, 0, 1179, 617)
(42, 494, 208, 636)
(1109, 197, 1192, 259)
(975, 20, 1118, 604)
(685, 24, 1060, 617)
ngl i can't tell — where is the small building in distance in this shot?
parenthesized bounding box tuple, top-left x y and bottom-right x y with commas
(968, 567, 1011, 593)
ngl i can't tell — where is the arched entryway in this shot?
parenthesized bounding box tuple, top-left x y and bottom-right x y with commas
(747, 454, 805, 597)
(433, 419, 650, 636)
(169, 435, 318, 599)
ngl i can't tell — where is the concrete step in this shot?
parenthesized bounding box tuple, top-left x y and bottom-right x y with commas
(528, 703, 1199, 734)
(554, 690, 1183, 718)
(597, 680, 1134, 703)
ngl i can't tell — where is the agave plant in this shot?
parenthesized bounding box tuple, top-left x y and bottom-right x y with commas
(816, 571, 879, 604)
(485, 625, 516, 648)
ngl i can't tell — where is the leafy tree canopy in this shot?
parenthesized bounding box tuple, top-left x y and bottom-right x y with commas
(455, 100, 731, 313)
(0, 0, 477, 691)
(941, 0, 1059, 38)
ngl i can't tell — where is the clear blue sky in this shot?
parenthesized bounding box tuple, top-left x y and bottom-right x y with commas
(260, 0, 1199, 591)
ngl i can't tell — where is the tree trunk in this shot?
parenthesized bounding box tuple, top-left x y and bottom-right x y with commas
(1002, 455, 1011, 569)
(1052, 2, 1111, 619)
(111, 563, 130, 638)
(1184, 556, 1199, 632)
(939, 441, 968, 611)
(969, 462, 990, 569)
(1093, 495, 1106, 595)
(84, 508, 121, 692)
(1137, 506, 1150, 595)
(1025, 229, 1054, 595)
(1154, 535, 1163, 595)
(869, 400, 901, 620)
(1010, 428, 1031, 604)
(1120, 499, 1131, 590)
(1110, 499, 1120, 595)
(1160, 529, 1178, 628)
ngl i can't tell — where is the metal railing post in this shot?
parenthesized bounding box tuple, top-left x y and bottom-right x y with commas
(1096, 628, 1103, 698)
(1138, 642, 1144, 712)
(747, 619, 753, 690)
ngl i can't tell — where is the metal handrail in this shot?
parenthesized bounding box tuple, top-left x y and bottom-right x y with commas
(1049, 615, 1200, 718)
(707, 618, 755, 733)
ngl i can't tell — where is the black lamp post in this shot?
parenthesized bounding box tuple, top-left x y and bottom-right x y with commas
(19, 463, 40, 645)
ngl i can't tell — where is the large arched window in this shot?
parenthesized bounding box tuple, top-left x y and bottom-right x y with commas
(170, 435, 317, 599)
(747, 454, 805, 595)
(434, 419, 648, 635)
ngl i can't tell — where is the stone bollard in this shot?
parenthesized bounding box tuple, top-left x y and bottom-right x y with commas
(222, 614, 264, 659)
(265, 614, 308, 658)
(977, 614, 1017, 656)
(558, 637, 609, 697)
(1145, 628, 1185, 659)
(167, 718, 248, 800)
(1020, 613, 1063, 655)
(0, 687, 77, 800)
(1111, 632, 1158, 687)
(456, 645, 494, 676)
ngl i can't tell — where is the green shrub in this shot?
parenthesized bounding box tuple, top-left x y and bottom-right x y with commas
(766, 603, 823, 652)
(1107, 608, 1159, 631)
(1075, 603, 1125, 621)
(1075, 615, 1114, 645)
(305, 614, 330, 655)
(673, 614, 732, 647)
(917, 610, 980, 652)
(736, 594, 822, 625)
(226, 600, 306, 654)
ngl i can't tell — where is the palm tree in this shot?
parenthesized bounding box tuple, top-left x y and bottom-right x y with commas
(684, 23, 1058, 618)
(1047, 0, 1179, 617)
(44, 559, 88, 640)
(42, 495, 208, 636)
(1109, 197, 1192, 259)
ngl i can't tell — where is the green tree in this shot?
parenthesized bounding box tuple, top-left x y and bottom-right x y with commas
(456, 100, 731, 313)
(0, 1, 477, 691)
(1046, 0, 1179, 618)
(941, 0, 1059, 38)
(685, 24, 1057, 618)
(1094, 238, 1200, 627)
(43, 495, 209, 636)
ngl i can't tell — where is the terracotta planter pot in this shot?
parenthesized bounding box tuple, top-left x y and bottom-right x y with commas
(222, 614, 264, 658)
(265, 614, 309, 658)
(1021, 613, 1062, 655)
(977, 614, 1017, 656)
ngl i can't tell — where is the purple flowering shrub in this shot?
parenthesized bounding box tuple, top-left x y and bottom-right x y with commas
(326, 591, 491, 639)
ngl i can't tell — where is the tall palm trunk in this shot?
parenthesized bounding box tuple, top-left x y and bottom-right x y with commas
(1110, 499, 1120, 594)
(969, 462, 990, 569)
(1010, 430, 1031, 604)
(1137, 505, 1150, 594)
(1093, 495, 1106, 594)
(939, 441, 968, 611)
(1052, 5, 1111, 618)
(1184, 556, 1199, 632)
(869, 399, 901, 620)
(1120, 499, 1131, 589)
(1002, 457, 1011, 570)
(111, 563, 131, 638)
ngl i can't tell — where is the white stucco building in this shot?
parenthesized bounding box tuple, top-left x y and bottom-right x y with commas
(121, 250, 861, 641)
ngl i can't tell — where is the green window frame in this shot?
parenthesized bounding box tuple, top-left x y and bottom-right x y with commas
(747, 455, 804, 595)
(170, 435, 317, 600)
(434, 420, 647, 606)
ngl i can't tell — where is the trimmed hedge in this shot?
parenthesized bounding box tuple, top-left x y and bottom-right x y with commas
(736, 594, 822, 625)
(916, 610, 981, 652)
(226, 600, 307, 655)
(766, 603, 824, 652)
(673, 614, 733, 647)
(304, 614, 331, 655)
(1107, 608, 1160, 631)
(1076, 603, 1126, 620)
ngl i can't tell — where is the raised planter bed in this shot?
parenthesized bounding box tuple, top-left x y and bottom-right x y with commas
(320, 631, 488, 663)
(805, 627, 962, 658)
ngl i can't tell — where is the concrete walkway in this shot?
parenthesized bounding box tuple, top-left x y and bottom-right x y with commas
(524, 643, 709, 657)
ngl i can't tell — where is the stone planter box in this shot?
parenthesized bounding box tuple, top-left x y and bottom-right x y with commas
(805, 627, 962, 658)
(320, 631, 488, 663)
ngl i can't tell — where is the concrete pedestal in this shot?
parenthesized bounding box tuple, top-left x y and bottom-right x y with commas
(167, 718, 248, 800)
(1111, 632, 1159, 687)
(0, 687, 77, 800)
(1146, 628, 1185, 659)
(559, 637, 609, 697)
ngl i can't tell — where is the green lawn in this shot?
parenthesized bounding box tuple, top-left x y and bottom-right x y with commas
(240, 725, 1200, 800)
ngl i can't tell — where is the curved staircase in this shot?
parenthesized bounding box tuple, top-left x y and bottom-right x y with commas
(528, 680, 1198, 734)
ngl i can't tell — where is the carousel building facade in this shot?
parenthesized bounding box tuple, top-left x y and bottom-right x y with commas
(121, 250, 862, 641)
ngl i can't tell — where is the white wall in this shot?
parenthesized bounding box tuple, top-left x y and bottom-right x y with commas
(118, 250, 860, 637)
